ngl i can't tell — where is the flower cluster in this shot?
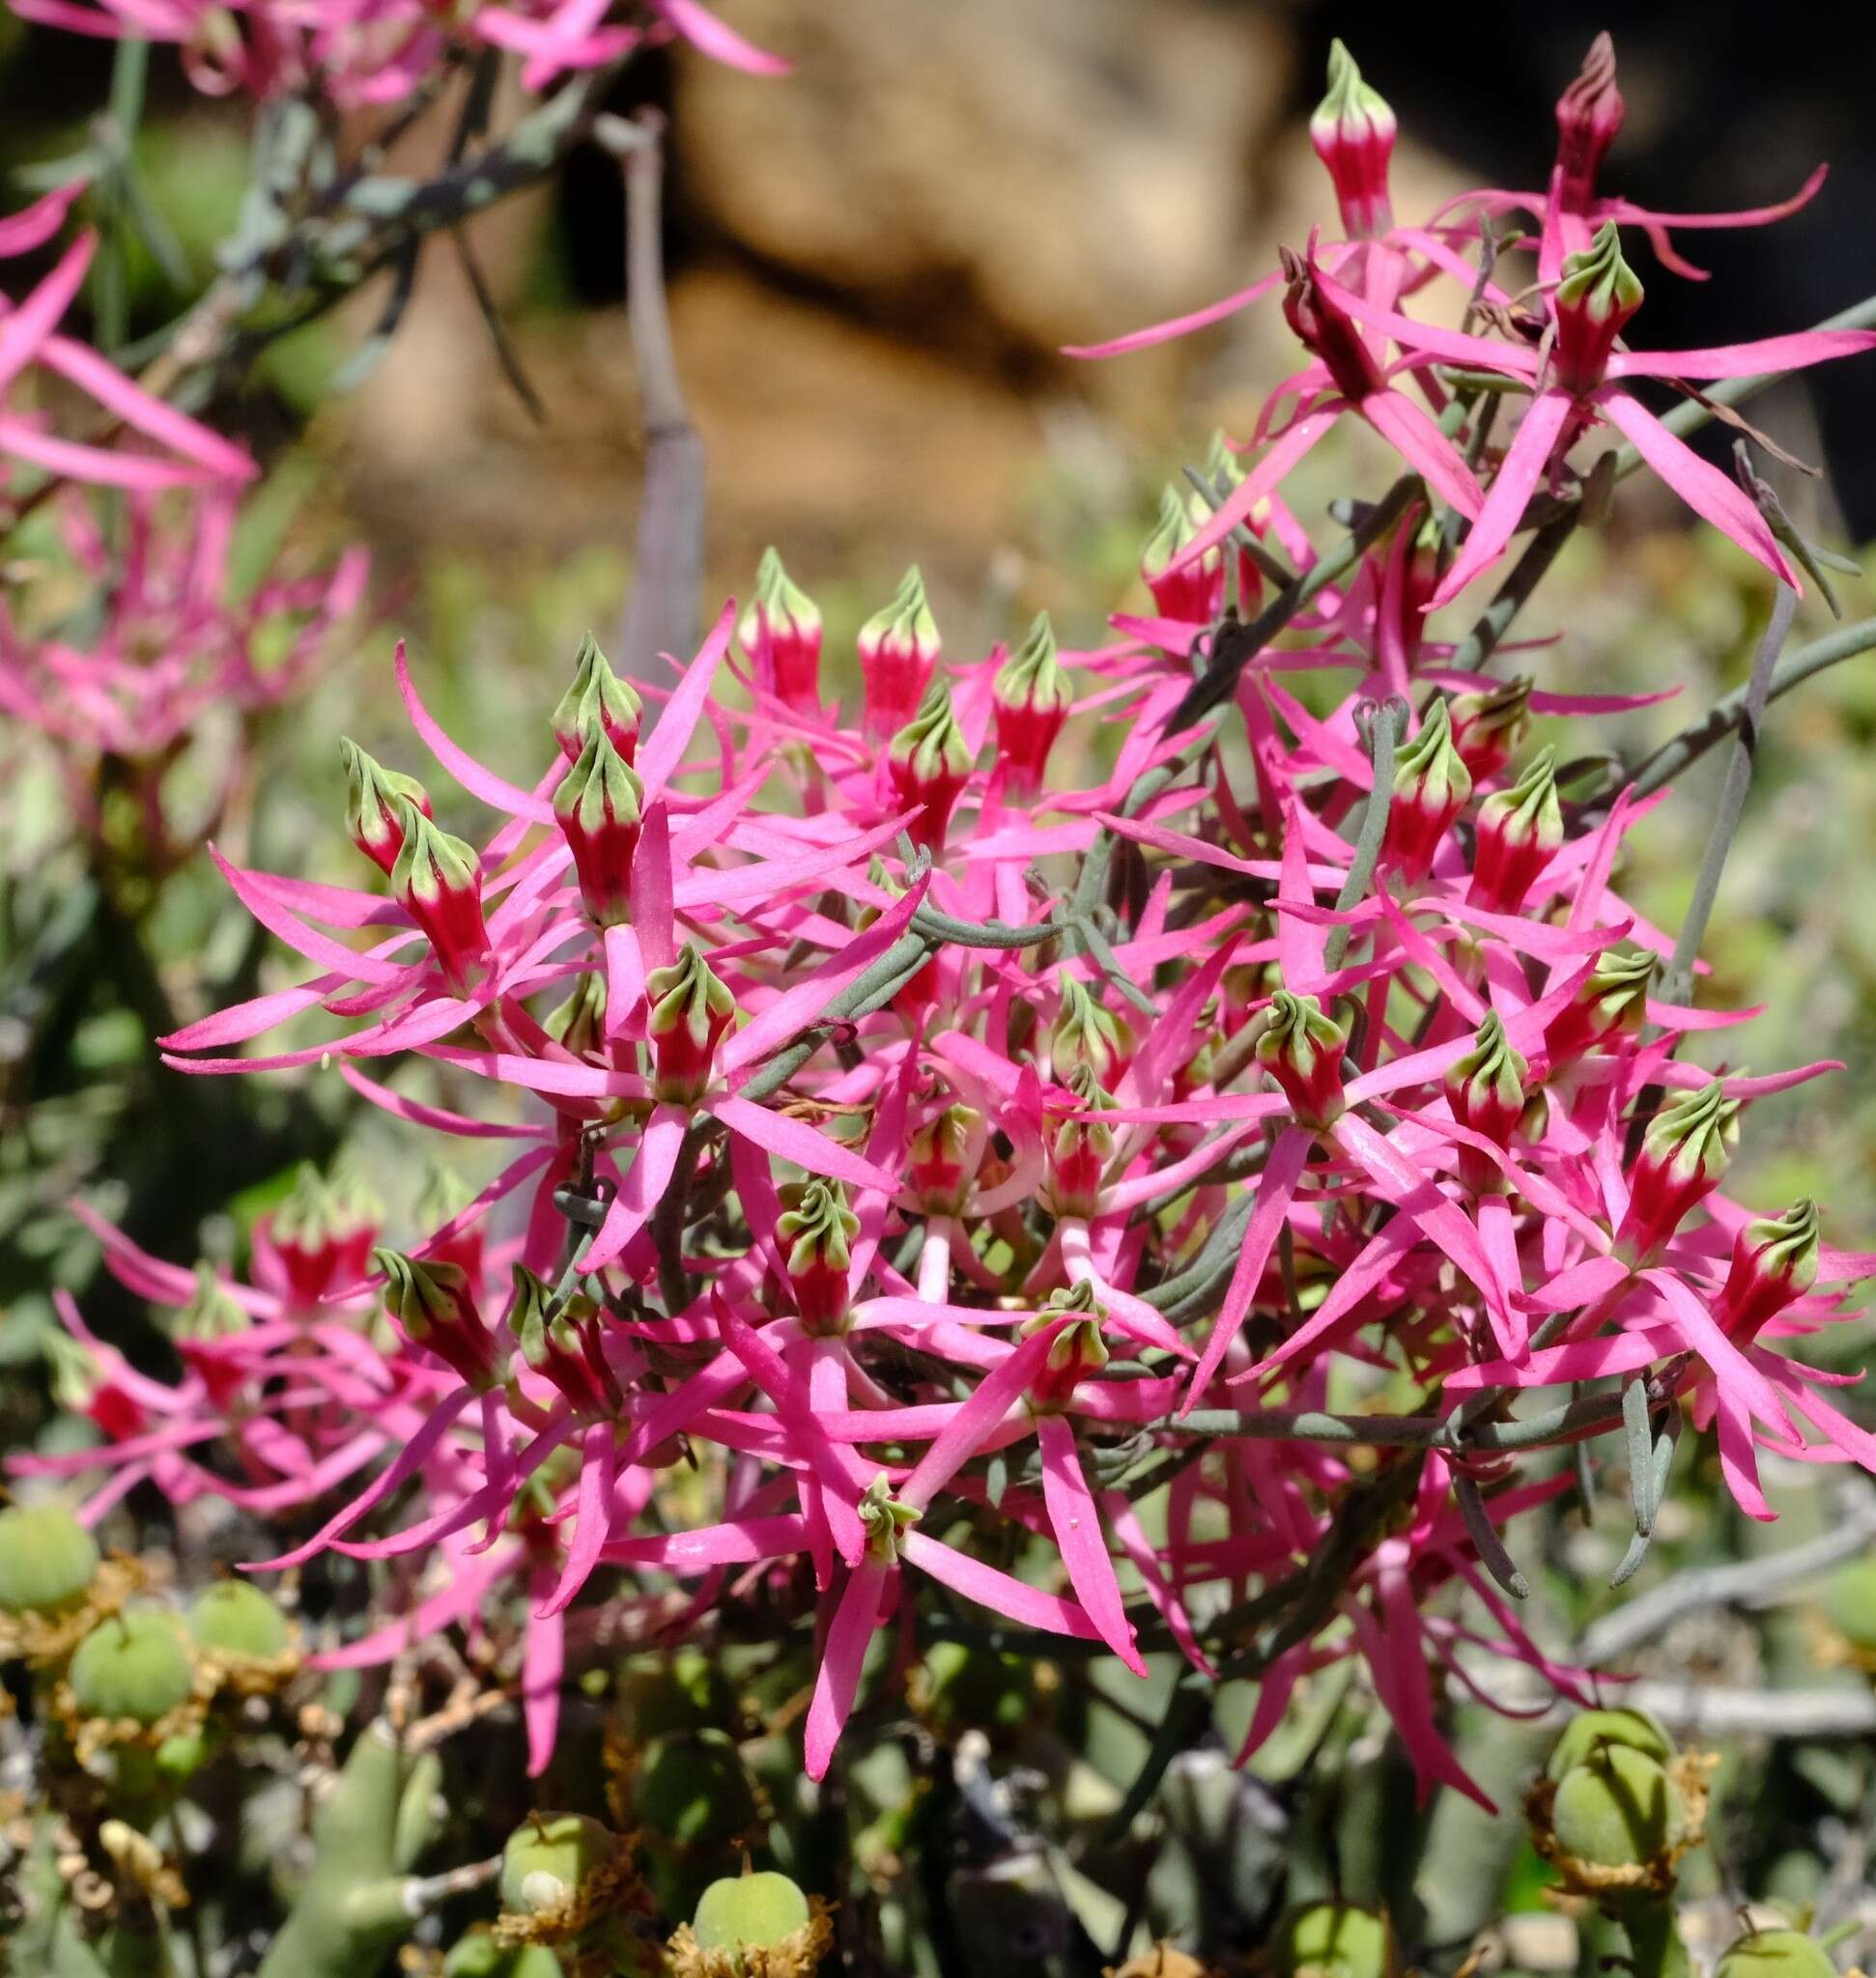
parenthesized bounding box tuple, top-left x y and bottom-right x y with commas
(23, 31, 1876, 1818)
(9, 0, 785, 102)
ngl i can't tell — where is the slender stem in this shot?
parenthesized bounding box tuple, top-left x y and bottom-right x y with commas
(1657, 583, 1795, 1006)
(1322, 700, 1404, 972)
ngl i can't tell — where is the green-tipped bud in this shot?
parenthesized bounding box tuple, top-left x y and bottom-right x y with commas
(1309, 41, 1397, 239)
(69, 1609, 195, 1726)
(167, 1263, 251, 1346)
(0, 1503, 100, 1617)
(740, 549, 823, 714)
(886, 679, 972, 852)
(1544, 947, 1656, 1065)
(552, 632, 642, 766)
(1444, 1009, 1529, 1191)
(1141, 484, 1219, 625)
(547, 972, 609, 1058)
(776, 1179, 861, 1336)
(1555, 222, 1644, 390)
(389, 799, 491, 991)
(857, 1473, 921, 1566)
(1049, 972, 1132, 1087)
(1384, 697, 1472, 882)
(859, 566, 940, 742)
(1023, 1280, 1110, 1408)
(645, 942, 737, 1105)
(554, 722, 645, 927)
(992, 612, 1070, 800)
(376, 1247, 501, 1391)
(1045, 1063, 1117, 1217)
(1617, 1079, 1741, 1264)
(188, 1581, 293, 1661)
(340, 737, 431, 878)
(1721, 1198, 1821, 1337)
(1449, 675, 1535, 779)
(1256, 988, 1349, 1130)
(1470, 746, 1564, 914)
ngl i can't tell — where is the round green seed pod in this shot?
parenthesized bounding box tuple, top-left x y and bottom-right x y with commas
(188, 1581, 293, 1659)
(1549, 1746, 1687, 1868)
(69, 1609, 194, 1726)
(0, 1503, 100, 1616)
(499, 1813, 618, 1919)
(1272, 1901, 1397, 1978)
(693, 1871, 812, 1954)
(634, 1731, 757, 1848)
(1825, 1559, 1876, 1652)
(154, 1728, 211, 1782)
(1715, 1930, 1838, 1978)
(1544, 1706, 1675, 1781)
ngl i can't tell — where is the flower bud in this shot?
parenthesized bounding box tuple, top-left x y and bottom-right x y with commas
(739, 548, 823, 714)
(547, 972, 610, 1059)
(886, 680, 972, 853)
(1448, 675, 1534, 782)
(645, 943, 737, 1105)
(1542, 947, 1656, 1067)
(1468, 747, 1563, 914)
(1049, 973, 1133, 1088)
(326, 1159, 384, 1284)
(168, 1263, 249, 1348)
(776, 1180, 861, 1336)
(634, 1729, 758, 1848)
(1383, 697, 1472, 882)
(0, 1503, 100, 1618)
(992, 611, 1071, 800)
(552, 632, 642, 766)
(46, 1335, 144, 1442)
(1257, 989, 1349, 1131)
(857, 1473, 921, 1565)
(1023, 1281, 1111, 1411)
(512, 1266, 618, 1419)
(1616, 1080, 1740, 1266)
(1718, 1198, 1820, 1340)
(1045, 1065, 1117, 1218)
(1281, 246, 1385, 403)
(187, 1580, 293, 1661)
(1715, 1930, 1839, 1978)
(1553, 32, 1625, 219)
(680, 1869, 831, 1978)
(390, 799, 492, 993)
(270, 1164, 347, 1305)
(906, 1101, 985, 1214)
(1553, 222, 1643, 395)
(1309, 40, 1396, 240)
(1274, 1901, 1400, 1978)
(69, 1609, 195, 1727)
(859, 566, 940, 743)
(1141, 484, 1224, 626)
(417, 1163, 485, 1282)
(499, 1812, 621, 1920)
(554, 721, 644, 927)
(340, 738, 431, 878)
(1196, 431, 1266, 616)
(1444, 1010, 1529, 1194)
(377, 1247, 503, 1391)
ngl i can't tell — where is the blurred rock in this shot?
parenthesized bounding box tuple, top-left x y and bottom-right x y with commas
(673, 0, 1296, 406)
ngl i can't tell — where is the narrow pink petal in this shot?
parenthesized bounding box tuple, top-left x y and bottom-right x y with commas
(1428, 389, 1573, 608)
(522, 1568, 565, 1775)
(631, 803, 675, 971)
(585, 1105, 687, 1270)
(653, 0, 790, 73)
(40, 335, 253, 478)
(710, 1095, 899, 1195)
(1611, 327, 1876, 383)
(901, 1529, 1102, 1641)
(1184, 1124, 1312, 1406)
(0, 180, 87, 258)
(1063, 268, 1286, 359)
(1180, 409, 1339, 566)
(604, 1512, 807, 1569)
(1360, 390, 1484, 520)
(1037, 1414, 1143, 1674)
(312, 1540, 521, 1669)
(0, 231, 95, 389)
(537, 1420, 618, 1617)
(804, 1559, 887, 1779)
(1313, 263, 1541, 378)
(637, 601, 733, 803)
(901, 1323, 1063, 1510)
(1597, 390, 1795, 585)
(395, 640, 557, 822)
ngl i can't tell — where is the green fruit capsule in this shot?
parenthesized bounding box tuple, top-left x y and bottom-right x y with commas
(693, 1871, 812, 1954)
(1273, 1901, 1397, 1978)
(69, 1610, 194, 1726)
(499, 1813, 618, 1918)
(188, 1581, 293, 1659)
(1544, 1706, 1675, 1781)
(1550, 1745, 1687, 1868)
(1715, 1930, 1839, 1978)
(0, 1503, 100, 1616)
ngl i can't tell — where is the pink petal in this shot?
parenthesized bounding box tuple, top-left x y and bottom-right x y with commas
(804, 1558, 887, 1780)
(395, 639, 557, 822)
(1037, 1414, 1144, 1674)
(1428, 389, 1573, 608)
